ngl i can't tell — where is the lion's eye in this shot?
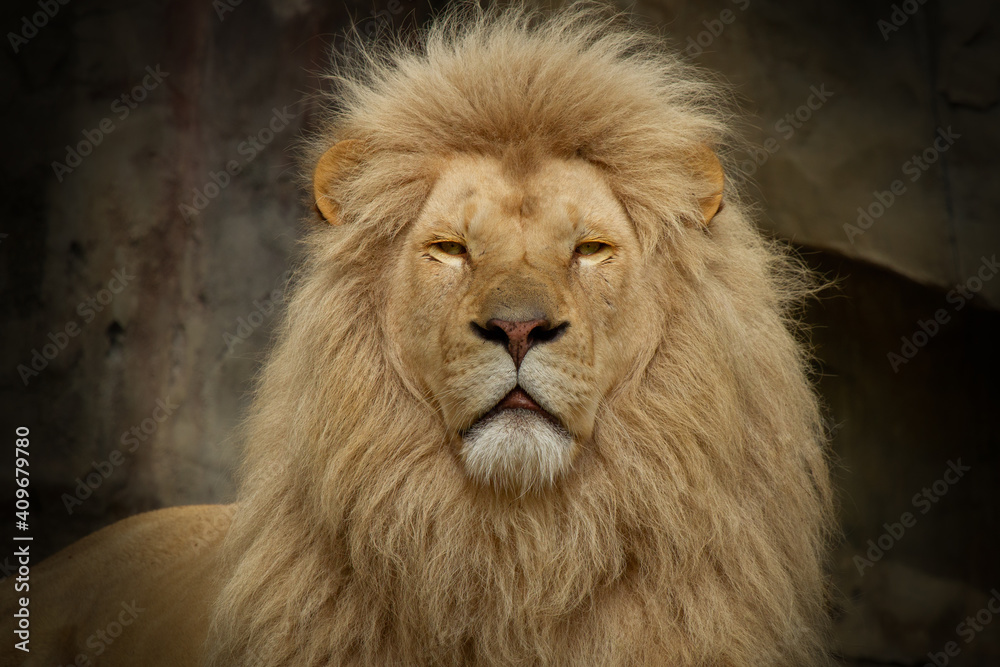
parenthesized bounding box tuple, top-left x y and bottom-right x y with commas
(575, 241, 608, 256)
(434, 241, 467, 255)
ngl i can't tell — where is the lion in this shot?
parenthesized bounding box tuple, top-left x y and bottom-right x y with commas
(4, 5, 833, 666)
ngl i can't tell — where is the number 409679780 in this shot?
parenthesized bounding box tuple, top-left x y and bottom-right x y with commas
(15, 426, 29, 524)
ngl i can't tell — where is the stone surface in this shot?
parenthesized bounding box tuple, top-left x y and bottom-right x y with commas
(636, 0, 1000, 308)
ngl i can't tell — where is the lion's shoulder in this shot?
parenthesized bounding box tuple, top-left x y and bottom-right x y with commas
(3, 504, 233, 667)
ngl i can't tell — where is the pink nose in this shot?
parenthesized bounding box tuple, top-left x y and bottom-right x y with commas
(476, 318, 567, 368)
(487, 319, 548, 367)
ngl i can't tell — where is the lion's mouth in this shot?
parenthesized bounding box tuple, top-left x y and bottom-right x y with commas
(496, 386, 543, 412)
(472, 386, 562, 429)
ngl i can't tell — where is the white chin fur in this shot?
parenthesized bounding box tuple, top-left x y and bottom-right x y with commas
(460, 409, 575, 493)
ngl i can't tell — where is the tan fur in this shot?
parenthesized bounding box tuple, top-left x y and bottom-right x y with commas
(208, 4, 833, 666)
(3, 5, 832, 666)
(0, 505, 232, 666)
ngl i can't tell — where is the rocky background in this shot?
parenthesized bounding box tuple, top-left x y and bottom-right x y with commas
(1, 0, 998, 664)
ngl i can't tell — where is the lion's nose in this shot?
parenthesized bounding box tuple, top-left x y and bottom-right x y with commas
(471, 318, 569, 368)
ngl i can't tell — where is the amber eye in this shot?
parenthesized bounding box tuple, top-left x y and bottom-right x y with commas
(575, 241, 608, 256)
(434, 241, 467, 256)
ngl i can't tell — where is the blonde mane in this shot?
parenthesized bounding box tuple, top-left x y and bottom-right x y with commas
(207, 5, 833, 665)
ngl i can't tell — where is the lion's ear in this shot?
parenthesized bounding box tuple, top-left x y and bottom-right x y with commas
(688, 146, 725, 225)
(313, 139, 363, 224)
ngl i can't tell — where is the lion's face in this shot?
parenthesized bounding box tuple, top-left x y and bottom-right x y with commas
(386, 155, 658, 492)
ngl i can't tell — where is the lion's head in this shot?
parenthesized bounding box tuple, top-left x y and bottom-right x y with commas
(373, 153, 719, 492)
(209, 6, 833, 666)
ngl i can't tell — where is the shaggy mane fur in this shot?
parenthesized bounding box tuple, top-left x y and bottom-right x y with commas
(207, 4, 833, 666)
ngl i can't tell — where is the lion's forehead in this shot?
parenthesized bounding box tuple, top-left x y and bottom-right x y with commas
(416, 155, 632, 247)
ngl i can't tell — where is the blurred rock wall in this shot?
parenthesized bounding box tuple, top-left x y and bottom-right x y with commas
(1, 0, 997, 664)
(649, 0, 1000, 307)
